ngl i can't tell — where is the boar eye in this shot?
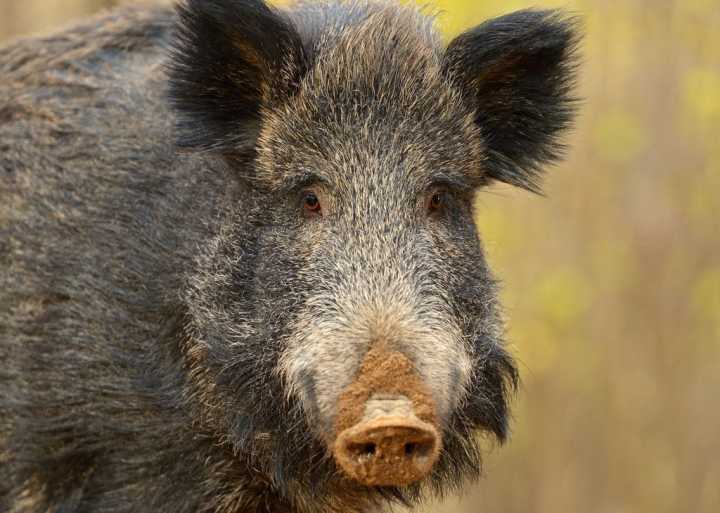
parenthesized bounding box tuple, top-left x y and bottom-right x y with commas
(302, 191, 322, 216)
(427, 191, 446, 213)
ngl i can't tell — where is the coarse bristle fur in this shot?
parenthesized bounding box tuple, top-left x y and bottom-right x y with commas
(1, 1, 579, 512)
(168, 0, 580, 190)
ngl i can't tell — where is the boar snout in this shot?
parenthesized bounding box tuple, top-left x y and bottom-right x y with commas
(333, 346, 442, 487)
(334, 404, 440, 486)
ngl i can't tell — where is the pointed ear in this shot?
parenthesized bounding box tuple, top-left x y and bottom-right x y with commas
(168, 0, 307, 154)
(442, 10, 580, 192)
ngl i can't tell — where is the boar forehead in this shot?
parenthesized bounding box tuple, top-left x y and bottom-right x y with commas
(255, 4, 484, 190)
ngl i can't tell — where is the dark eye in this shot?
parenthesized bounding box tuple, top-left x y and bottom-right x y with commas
(428, 191, 445, 213)
(303, 191, 322, 215)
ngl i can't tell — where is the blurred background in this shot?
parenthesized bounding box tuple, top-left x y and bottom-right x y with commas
(1, 0, 718, 512)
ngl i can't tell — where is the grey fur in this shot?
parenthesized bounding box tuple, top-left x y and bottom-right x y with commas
(1, 1, 578, 512)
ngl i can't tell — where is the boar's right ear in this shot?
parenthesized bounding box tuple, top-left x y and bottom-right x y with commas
(442, 10, 580, 193)
(168, 0, 307, 154)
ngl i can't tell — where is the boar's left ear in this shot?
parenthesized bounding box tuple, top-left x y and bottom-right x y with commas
(442, 10, 580, 192)
(168, 0, 307, 154)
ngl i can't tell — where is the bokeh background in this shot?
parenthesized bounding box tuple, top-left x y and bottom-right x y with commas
(1, 0, 718, 512)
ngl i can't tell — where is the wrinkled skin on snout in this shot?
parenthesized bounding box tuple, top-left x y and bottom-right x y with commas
(1, 0, 579, 512)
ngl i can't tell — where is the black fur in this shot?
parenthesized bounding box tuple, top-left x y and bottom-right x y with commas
(443, 9, 580, 192)
(1, 2, 578, 512)
(168, 0, 308, 153)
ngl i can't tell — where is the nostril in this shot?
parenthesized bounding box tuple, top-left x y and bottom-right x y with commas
(348, 442, 377, 461)
(361, 443, 376, 457)
(404, 442, 416, 456)
(404, 440, 434, 459)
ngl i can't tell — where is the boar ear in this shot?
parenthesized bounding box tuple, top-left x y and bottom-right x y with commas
(442, 10, 580, 192)
(168, 0, 307, 153)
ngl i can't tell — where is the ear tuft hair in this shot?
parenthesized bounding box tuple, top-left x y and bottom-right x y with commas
(443, 10, 581, 192)
(168, 0, 307, 154)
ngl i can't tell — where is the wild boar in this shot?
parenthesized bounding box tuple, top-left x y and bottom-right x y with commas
(0, 1, 579, 512)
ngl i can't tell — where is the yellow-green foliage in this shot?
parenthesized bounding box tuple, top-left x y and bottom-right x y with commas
(1, 1, 718, 512)
(445, 2, 720, 513)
